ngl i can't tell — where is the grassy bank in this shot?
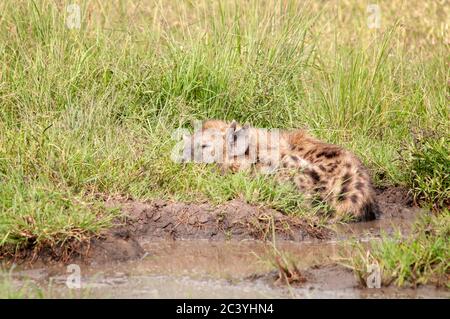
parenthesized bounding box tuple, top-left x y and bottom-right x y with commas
(345, 211, 449, 288)
(0, 0, 448, 262)
(345, 133, 449, 288)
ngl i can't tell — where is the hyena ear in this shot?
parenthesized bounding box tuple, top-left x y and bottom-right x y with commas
(226, 122, 250, 157)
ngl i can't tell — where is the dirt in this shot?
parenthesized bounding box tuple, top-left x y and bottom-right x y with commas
(7, 186, 444, 299)
(375, 186, 416, 217)
(2, 186, 422, 265)
(84, 186, 422, 263)
(4, 187, 447, 298)
(108, 198, 328, 240)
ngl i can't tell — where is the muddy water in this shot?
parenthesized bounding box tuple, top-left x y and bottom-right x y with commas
(334, 205, 423, 241)
(5, 193, 449, 299)
(11, 239, 448, 299)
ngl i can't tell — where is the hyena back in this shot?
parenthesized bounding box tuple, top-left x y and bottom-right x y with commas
(181, 120, 380, 221)
(280, 130, 380, 221)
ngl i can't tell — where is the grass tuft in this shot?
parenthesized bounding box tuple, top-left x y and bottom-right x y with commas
(400, 132, 450, 211)
(343, 212, 450, 288)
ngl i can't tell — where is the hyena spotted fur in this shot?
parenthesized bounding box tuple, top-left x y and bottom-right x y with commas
(181, 120, 381, 222)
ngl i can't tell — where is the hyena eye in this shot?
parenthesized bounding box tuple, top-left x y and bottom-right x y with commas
(201, 144, 208, 149)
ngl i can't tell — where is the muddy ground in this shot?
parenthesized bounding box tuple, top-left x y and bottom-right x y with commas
(11, 238, 448, 298)
(91, 186, 422, 263)
(4, 186, 448, 298)
(5, 186, 421, 265)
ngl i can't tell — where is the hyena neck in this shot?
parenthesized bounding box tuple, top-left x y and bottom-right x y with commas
(285, 130, 333, 160)
(279, 129, 309, 156)
(201, 120, 230, 132)
(245, 128, 292, 171)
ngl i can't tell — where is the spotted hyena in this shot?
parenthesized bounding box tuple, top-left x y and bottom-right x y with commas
(180, 120, 381, 221)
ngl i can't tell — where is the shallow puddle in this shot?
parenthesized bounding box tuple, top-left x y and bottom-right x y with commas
(8, 239, 449, 299)
(334, 206, 423, 241)
(3, 188, 446, 299)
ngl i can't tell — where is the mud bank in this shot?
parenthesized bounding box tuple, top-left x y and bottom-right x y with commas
(89, 186, 422, 263)
(3, 187, 423, 264)
(3, 187, 445, 298)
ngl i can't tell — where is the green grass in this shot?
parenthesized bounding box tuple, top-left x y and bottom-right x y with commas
(0, 177, 117, 251)
(344, 212, 450, 288)
(345, 131, 449, 288)
(0, 0, 448, 257)
(401, 132, 450, 211)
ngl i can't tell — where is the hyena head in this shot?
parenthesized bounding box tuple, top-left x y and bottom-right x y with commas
(181, 128, 225, 163)
(180, 120, 252, 164)
(225, 120, 251, 158)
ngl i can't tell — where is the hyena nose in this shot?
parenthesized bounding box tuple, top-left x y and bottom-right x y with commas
(180, 154, 188, 163)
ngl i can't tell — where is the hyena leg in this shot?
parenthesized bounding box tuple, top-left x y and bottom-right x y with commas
(330, 167, 379, 222)
(276, 156, 325, 203)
